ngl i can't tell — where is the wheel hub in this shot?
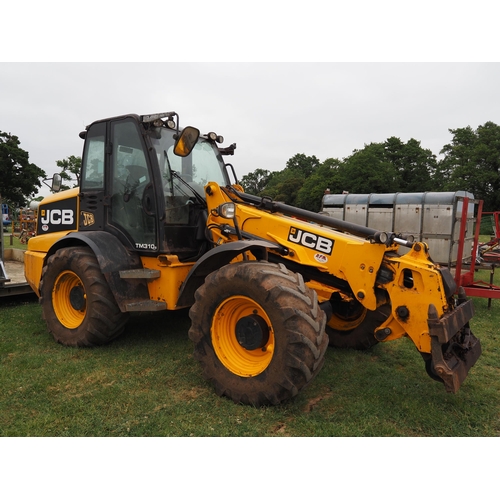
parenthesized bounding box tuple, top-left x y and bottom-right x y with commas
(52, 270, 87, 330)
(211, 295, 275, 377)
(69, 285, 85, 311)
(235, 314, 270, 350)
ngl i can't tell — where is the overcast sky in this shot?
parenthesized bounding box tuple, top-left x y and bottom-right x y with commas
(2, 62, 499, 199)
(2, 2, 499, 199)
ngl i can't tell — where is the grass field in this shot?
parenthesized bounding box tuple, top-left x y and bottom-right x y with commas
(2, 233, 28, 251)
(1, 244, 497, 498)
(1, 267, 499, 438)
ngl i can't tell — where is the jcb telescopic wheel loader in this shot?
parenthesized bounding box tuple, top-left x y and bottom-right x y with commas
(24, 112, 482, 406)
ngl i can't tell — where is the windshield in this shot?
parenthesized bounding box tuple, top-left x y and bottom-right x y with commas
(150, 127, 228, 200)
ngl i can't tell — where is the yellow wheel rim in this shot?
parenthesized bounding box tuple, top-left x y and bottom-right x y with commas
(52, 271, 87, 329)
(328, 306, 367, 331)
(211, 296, 274, 377)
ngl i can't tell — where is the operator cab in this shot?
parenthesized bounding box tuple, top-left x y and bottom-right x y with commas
(78, 112, 231, 261)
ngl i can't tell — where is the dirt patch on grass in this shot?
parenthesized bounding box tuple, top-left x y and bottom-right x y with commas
(304, 389, 333, 412)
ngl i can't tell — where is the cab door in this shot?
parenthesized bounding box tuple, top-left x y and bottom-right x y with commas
(107, 118, 158, 251)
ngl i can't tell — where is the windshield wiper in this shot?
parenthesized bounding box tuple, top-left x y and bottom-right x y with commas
(163, 149, 206, 206)
(171, 171, 206, 206)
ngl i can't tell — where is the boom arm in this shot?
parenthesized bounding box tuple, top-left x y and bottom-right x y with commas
(201, 182, 481, 393)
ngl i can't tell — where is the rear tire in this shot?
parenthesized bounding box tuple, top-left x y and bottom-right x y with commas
(188, 261, 328, 407)
(326, 299, 391, 350)
(40, 246, 128, 347)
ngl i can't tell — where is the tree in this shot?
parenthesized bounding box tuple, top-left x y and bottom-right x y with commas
(0, 131, 46, 206)
(56, 155, 81, 190)
(261, 169, 305, 206)
(438, 122, 500, 211)
(337, 143, 399, 194)
(285, 153, 321, 177)
(295, 158, 343, 212)
(335, 138, 436, 195)
(259, 154, 321, 206)
(243, 142, 432, 213)
(240, 168, 272, 195)
(384, 137, 436, 192)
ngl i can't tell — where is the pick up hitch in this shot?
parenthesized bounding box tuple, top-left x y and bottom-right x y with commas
(426, 290, 482, 393)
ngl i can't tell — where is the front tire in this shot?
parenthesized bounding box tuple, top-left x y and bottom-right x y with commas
(326, 294, 390, 350)
(188, 261, 328, 406)
(40, 246, 128, 347)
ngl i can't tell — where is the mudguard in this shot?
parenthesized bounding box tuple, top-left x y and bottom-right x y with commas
(48, 232, 150, 312)
(176, 240, 281, 308)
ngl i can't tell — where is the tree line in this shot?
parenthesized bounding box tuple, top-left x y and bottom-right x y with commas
(0, 128, 84, 210)
(240, 121, 500, 213)
(1, 121, 500, 212)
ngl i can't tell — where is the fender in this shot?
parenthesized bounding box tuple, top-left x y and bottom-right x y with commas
(176, 240, 281, 308)
(48, 231, 150, 312)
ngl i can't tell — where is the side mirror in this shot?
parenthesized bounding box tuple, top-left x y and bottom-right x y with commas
(52, 173, 62, 193)
(174, 126, 200, 157)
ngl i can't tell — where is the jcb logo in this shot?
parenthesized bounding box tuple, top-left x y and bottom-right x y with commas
(81, 211, 95, 226)
(40, 209, 74, 225)
(38, 199, 77, 234)
(288, 227, 334, 255)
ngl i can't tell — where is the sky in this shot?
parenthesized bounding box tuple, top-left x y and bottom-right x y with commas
(2, 62, 499, 199)
(2, 1, 499, 200)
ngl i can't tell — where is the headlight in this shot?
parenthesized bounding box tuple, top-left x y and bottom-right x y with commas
(374, 231, 388, 244)
(207, 132, 224, 144)
(218, 203, 235, 219)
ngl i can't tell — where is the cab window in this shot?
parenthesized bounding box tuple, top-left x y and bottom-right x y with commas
(81, 122, 105, 190)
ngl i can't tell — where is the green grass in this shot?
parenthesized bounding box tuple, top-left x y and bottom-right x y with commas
(2, 233, 28, 251)
(1, 276, 499, 436)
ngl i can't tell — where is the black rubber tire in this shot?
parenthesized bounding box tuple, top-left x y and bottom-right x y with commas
(188, 261, 328, 407)
(326, 304, 391, 350)
(40, 246, 128, 347)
